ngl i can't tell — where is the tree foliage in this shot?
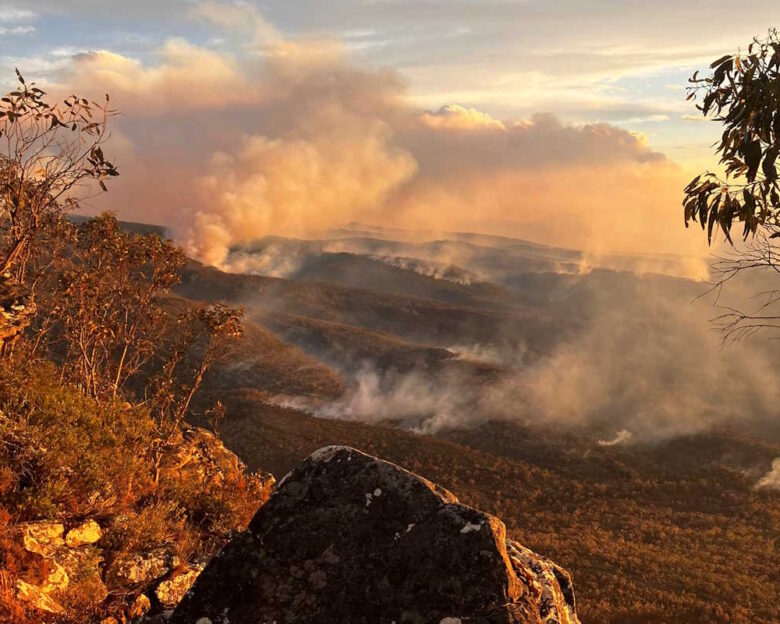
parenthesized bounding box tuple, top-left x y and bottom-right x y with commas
(46, 214, 185, 400)
(0, 70, 118, 282)
(0, 73, 263, 623)
(683, 30, 780, 244)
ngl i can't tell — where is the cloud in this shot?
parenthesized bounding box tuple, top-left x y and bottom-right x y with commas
(0, 25, 34, 35)
(0, 7, 36, 22)
(389, 113, 701, 260)
(13, 0, 780, 133)
(191, 0, 282, 46)
(29, 2, 712, 268)
(62, 41, 254, 114)
(0, 4, 36, 35)
(421, 104, 506, 131)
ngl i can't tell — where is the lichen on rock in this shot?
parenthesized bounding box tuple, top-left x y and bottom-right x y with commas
(65, 520, 102, 548)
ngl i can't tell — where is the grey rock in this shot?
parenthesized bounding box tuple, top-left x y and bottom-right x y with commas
(172, 446, 580, 624)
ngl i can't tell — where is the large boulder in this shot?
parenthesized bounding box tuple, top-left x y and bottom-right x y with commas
(172, 446, 580, 624)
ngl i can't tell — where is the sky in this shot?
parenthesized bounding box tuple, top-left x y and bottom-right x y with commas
(1, 1, 778, 268)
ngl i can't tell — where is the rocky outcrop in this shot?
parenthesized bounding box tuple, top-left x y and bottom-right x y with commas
(15, 579, 66, 616)
(158, 426, 249, 489)
(172, 446, 580, 624)
(155, 563, 205, 609)
(12, 520, 108, 615)
(65, 519, 102, 548)
(11, 428, 274, 620)
(0, 276, 34, 348)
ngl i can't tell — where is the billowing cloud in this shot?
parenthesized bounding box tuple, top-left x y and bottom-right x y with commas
(420, 104, 506, 131)
(32, 3, 711, 270)
(188, 118, 417, 265)
(392, 112, 703, 265)
(63, 42, 254, 113)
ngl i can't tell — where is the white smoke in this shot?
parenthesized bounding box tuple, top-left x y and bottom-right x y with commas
(368, 255, 476, 285)
(221, 244, 311, 278)
(280, 265, 780, 443)
(755, 458, 780, 490)
(314, 366, 467, 433)
(448, 344, 523, 367)
(598, 430, 634, 447)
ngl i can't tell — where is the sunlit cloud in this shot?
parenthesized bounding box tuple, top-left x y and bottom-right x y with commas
(420, 104, 506, 131)
(0, 0, 740, 269)
(191, 0, 282, 47)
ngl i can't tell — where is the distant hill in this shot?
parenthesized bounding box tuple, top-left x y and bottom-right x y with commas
(69, 214, 169, 238)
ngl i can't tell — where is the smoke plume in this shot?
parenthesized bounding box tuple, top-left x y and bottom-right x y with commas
(41, 2, 712, 272)
(299, 261, 780, 443)
(756, 459, 780, 490)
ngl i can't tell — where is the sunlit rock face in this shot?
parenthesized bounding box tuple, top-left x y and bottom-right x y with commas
(0, 276, 34, 348)
(10, 428, 274, 620)
(172, 446, 580, 624)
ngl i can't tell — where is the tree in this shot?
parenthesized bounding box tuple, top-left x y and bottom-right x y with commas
(0, 70, 118, 283)
(0, 71, 261, 623)
(48, 214, 184, 399)
(684, 30, 780, 341)
(684, 30, 780, 243)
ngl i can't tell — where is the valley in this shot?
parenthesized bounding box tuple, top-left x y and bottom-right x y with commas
(164, 223, 780, 624)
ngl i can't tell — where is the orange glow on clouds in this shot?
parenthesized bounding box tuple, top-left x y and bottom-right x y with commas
(48, 6, 712, 277)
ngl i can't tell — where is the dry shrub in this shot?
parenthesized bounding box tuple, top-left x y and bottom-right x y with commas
(0, 353, 267, 622)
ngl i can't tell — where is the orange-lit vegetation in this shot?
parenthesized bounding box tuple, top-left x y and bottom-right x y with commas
(0, 31, 778, 623)
(0, 75, 267, 622)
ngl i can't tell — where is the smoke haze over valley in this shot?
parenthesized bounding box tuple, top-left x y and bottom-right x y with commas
(2, 3, 779, 623)
(174, 223, 780, 451)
